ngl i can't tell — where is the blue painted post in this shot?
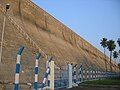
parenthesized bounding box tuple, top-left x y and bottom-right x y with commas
(14, 47, 24, 90)
(87, 67, 89, 81)
(59, 65, 62, 87)
(102, 71, 105, 79)
(84, 67, 87, 81)
(106, 71, 108, 79)
(73, 64, 77, 83)
(92, 68, 94, 80)
(97, 69, 99, 80)
(78, 65, 82, 83)
(98, 69, 100, 80)
(89, 67, 90, 80)
(93, 68, 95, 80)
(78, 65, 80, 82)
(98, 69, 99, 80)
(81, 65, 83, 82)
(88, 67, 91, 80)
(90, 67, 93, 80)
(83, 67, 85, 81)
(102, 70, 104, 79)
(34, 53, 40, 90)
(47, 57, 53, 87)
(101, 70, 103, 79)
(39, 57, 53, 90)
(40, 67, 50, 89)
(105, 71, 107, 79)
(102, 71, 104, 79)
(85, 66, 88, 81)
(98, 69, 101, 80)
(94, 69, 96, 80)
(47, 70, 50, 87)
(96, 69, 98, 80)
(100, 70, 101, 79)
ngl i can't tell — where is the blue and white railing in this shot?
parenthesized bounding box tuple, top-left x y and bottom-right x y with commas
(14, 47, 24, 90)
(34, 53, 41, 90)
(13, 47, 120, 90)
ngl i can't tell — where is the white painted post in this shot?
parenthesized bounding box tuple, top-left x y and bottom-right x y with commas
(50, 61, 54, 90)
(83, 67, 85, 81)
(67, 64, 72, 88)
(14, 47, 24, 90)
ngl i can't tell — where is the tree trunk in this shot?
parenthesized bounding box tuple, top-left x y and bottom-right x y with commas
(110, 51, 112, 72)
(115, 59, 116, 73)
(104, 48, 107, 72)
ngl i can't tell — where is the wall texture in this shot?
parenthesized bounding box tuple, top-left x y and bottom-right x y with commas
(0, 0, 118, 85)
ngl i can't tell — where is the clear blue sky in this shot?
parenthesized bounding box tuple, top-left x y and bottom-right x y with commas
(32, 0, 120, 62)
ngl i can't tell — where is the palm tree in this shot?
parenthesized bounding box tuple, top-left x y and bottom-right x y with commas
(117, 38, 120, 47)
(107, 40, 116, 72)
(117, 38, 120, 62)
(118, 63, 120, 69)
(113, 51, 118, 73)
(100, 38, 108, 72)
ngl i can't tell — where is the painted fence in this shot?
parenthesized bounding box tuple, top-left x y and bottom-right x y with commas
(76, 65, 120, 84)
(14, 47, 24, 90)
(13, 47, 68, 90)
(53, 63, 119, 89)
(6, 47, 120, 90)
(54, 65, 68, 89)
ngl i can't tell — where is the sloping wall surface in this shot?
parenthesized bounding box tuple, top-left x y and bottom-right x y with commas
(0, 0, 117, 84)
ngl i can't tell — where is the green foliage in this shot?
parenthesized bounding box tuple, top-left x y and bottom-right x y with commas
(117, 38, 120, 47)
(100, 38, 108, 71)
(107, 39, 116, 72)
(113, 51, 118, 59)
(107, 40, 116, 51)
(118, 63, 120, 69)
(100, 38, 107, 48)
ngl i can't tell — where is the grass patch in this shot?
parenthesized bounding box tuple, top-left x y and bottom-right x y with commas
(79, 78, 120, 85)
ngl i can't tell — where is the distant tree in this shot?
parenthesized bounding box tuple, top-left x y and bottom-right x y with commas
(100, 38, 108, 72)
(118, 63, 120, 69)
(113, 51, 119, 62)
(117, 38, 120, 47)
(113, 51, 118, 72)
(117, 38, 120, 53)
(107, 40, 116, 72)
(116, 38, 120, 71)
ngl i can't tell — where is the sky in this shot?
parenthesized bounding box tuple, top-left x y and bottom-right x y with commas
(32, 0, 120, 63)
